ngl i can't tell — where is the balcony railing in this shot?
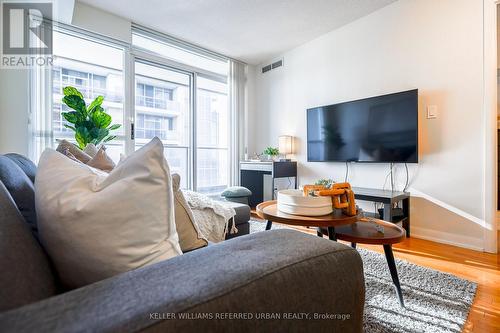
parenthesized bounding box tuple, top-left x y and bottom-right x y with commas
(53, 80, 123, 103)
(134, 129, 180, 143)
(136, 96, 181, 111)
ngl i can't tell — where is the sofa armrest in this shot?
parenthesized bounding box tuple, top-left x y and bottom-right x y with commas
(0, 229, 365, 333)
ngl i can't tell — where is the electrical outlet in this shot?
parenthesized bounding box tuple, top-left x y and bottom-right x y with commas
(427, 105, 438, 119)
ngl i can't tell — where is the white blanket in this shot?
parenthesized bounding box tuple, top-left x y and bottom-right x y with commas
(183, 190, 237, 243)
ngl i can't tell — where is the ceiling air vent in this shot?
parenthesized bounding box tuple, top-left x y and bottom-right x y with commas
(261, 64, 272, 73)
(271, 59, 283, 69)
(261, 58, 284, 74)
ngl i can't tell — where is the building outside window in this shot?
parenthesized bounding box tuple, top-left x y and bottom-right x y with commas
(136, 83, 173, 109)
(35, 27, 236, 195)
(196, 76, 228, 194)
(135, 114, 175, 141)
(48, 30, 125, 162)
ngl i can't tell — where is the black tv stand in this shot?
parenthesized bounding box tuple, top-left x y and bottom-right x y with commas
(240, 161, 297, 207)
(352, 187, 410, 237)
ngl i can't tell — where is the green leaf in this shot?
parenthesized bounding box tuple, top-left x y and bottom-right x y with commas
(108, 123, 121, 131)
(63, 86, 84, 99)
(76, 121, 93, 136)
(91, 105, 104, 116)
(63, 124, 76, 131)
(63, 95, 86, 115)
(103, 135, 116, 143)
(75, 135, 85, 149)
(87, 96, 104, 114)
(61, 111, 79, 124)
(75, 126, 90, 149)
(90, 128, 109, 145)
(91, 111, 112, 129)
(98, 129, 109, 143)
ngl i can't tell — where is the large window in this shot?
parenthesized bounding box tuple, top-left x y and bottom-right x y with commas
(50, 31, 124, 162)
(134, 61, 191, 188)
(132, 28, 230, 194)
(196, 75, 229, 194)
(35, 25, 235, 194)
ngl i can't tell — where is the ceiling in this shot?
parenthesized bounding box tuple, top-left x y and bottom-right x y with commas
(79, 0, 397, 65)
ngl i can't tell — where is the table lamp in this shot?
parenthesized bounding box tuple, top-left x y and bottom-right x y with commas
(279, 135, 293, 161)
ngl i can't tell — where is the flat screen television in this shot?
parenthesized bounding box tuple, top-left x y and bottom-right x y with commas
(307, 89, 418, 163)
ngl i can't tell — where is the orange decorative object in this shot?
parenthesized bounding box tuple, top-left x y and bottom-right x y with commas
(316, 182, 357, 216)
(302, 184, 326, 196)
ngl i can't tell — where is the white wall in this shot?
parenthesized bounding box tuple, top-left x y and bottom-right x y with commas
(71, 1, 132, 43)
(250, 0, 494, 251)
(0, 69, 30, 155)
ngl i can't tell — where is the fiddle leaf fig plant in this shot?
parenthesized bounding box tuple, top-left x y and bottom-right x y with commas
(61, 86, 121, 149)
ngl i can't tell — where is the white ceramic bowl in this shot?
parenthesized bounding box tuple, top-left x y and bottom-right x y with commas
(277, 189, 333, 216)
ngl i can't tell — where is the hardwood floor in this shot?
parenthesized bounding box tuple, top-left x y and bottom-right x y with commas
(251, 215, 500, 332)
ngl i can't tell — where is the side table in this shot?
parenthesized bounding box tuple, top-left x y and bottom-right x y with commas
(319, 217, 406, 307)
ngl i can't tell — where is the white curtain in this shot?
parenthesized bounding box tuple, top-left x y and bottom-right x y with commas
(29, 65, 53, 163)
(28, 21, 53, 163)
(228, 60, 247, 186)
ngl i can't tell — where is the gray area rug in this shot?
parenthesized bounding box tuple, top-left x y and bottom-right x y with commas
(249, 220, 477, 333)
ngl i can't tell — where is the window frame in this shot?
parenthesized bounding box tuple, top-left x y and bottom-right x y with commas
(129, 33, 231, 193)
(30, 22, 129, 160)
(130, 57, 195, 188)
(31, 22, 235, 193)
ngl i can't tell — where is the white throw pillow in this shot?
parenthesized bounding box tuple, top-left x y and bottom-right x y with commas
(35, 137, 182, 288)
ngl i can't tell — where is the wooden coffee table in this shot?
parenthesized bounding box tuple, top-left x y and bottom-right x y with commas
(256, 200, 362, 241)
(318, 217, 406, 307)
(257, 200, 406, 307)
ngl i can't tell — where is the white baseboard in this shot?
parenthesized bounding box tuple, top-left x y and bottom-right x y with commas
(411, 227, 484, 252)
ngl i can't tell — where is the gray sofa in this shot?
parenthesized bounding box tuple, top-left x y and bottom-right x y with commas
(223, 200, 250, 239)
(0, 153, 365, 332)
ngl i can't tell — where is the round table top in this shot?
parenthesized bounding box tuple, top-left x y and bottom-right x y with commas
(256, 200, 361, 227)
(331, 217, 406, 245)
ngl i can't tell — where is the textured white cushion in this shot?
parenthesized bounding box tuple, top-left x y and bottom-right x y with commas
(171, 173, 208, 252)
(86, 146, 115, 172)
(35, 137, 182, 288)
(83, 143, 98, 157)
(56, 139, 91, 163)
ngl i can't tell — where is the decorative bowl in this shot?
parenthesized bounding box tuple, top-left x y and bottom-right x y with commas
(277, 189, 333, 216)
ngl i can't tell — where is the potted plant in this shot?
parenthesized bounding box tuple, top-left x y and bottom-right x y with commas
(61, 86, 121, 149)
(263, 147, 280, 161)
(315, 178, 335, 189)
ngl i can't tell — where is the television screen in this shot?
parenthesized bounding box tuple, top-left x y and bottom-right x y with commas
(307, 89, 418, 163)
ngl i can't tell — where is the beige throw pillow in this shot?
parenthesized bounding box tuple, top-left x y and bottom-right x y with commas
(86, 146, 115, 173)
(172, 173, 208, 252)
(56, 139, 92, 164)
(57, 141, 115, 173)
(35, 137, 182, 288)
(83, 143, 98, 157)
(63, 149, 84, 164)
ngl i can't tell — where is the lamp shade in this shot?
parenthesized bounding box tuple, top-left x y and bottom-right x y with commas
(279, 135, 293, 155)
